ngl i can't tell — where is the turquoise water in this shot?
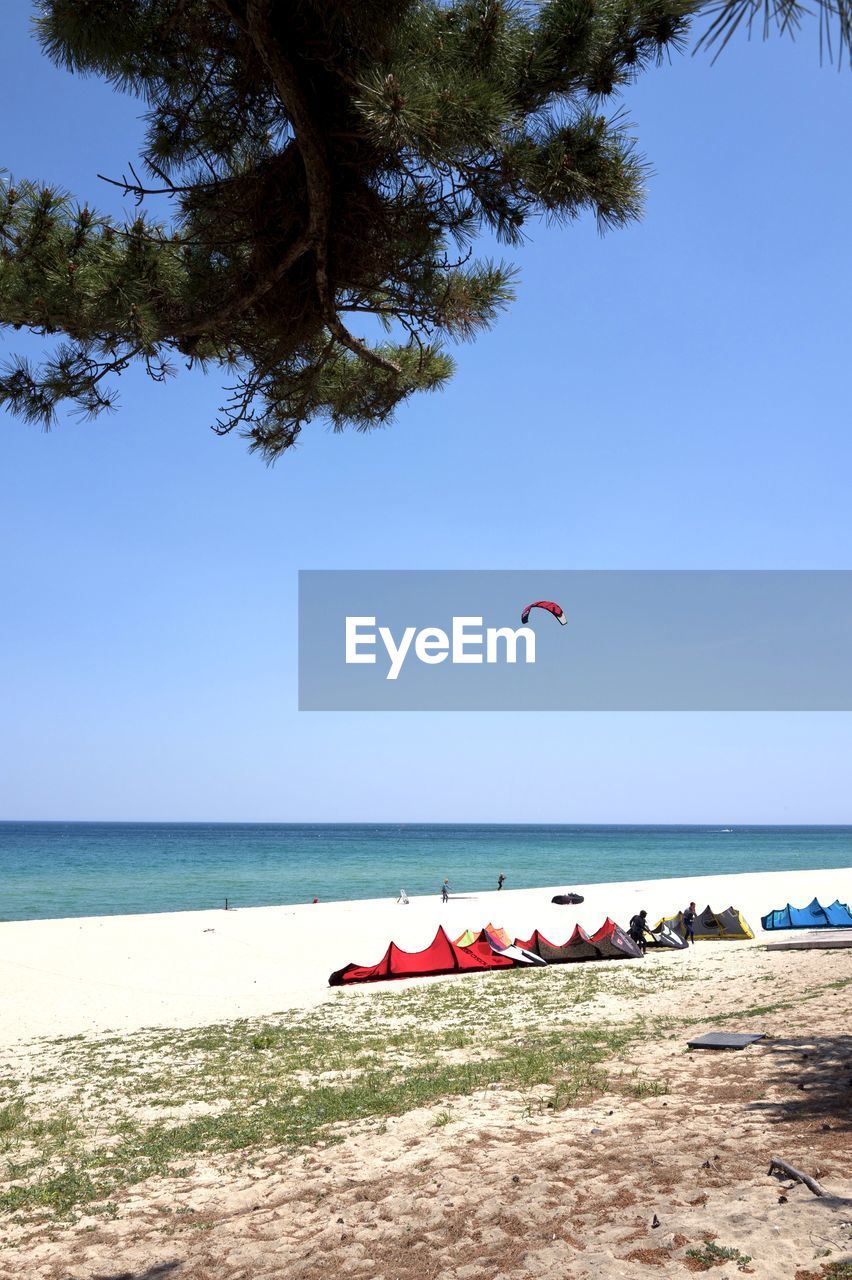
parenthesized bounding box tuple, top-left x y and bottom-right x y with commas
(0, 823, 849, 922)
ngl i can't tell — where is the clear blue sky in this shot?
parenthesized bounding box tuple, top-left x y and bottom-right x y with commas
(1, 7, 850, 822)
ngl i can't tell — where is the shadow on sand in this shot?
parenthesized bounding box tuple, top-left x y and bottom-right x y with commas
(92, 1263, 182, 1280)
(748, 1032, 852, 1136)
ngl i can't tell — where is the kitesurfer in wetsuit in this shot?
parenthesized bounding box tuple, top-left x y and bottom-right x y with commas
(683, 902, 697, 945)
(628, 910, 648, 954)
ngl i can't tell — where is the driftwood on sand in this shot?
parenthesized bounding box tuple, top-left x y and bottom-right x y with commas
(768, 1157, 828, 1198)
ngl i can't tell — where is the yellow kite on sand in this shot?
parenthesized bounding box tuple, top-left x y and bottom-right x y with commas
(454, 923, 513, 948)
(653, 905, 754, 941)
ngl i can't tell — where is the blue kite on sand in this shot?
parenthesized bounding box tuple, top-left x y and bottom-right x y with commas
(761, 897, 852, 930)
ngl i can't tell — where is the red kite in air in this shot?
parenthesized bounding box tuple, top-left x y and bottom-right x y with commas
(520, 600, 567, 626)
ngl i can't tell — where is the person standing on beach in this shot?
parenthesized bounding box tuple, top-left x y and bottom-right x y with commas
(683, 901, 697, 945)
(628, 909, 648, 954)
(441, 879, 450, 903)
(497, 873, 506, 891)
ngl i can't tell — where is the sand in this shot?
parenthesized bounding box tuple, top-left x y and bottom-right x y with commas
(1, 866, 851, 1279)
(1, 866, 849, 1046)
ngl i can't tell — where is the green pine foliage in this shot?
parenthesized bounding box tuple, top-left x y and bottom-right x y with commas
(0, 0, 744, 456)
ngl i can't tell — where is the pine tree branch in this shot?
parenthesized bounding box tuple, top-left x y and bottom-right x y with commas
(240, 0, 402, 375)
(173, 232, 311, 339)
(5, 0, 706, 456)
(695, 0, 851, 61)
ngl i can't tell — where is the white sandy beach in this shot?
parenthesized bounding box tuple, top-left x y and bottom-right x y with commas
(2, 865, 851, 1278)
(1, 866, 849, 1046)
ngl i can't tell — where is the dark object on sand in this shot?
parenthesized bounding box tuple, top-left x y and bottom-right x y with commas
(768, 1157, 828, 1198)
(551, 893, 584, 905)
(687, 1032, 767, 1050)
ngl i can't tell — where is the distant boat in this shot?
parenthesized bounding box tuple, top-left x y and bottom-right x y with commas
(720, 828, 733, 833)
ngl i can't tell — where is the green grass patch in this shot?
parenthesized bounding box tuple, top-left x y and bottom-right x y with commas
(0, 966, 641, 1222)
(629, 1077, 670, 1098)
(6, 952, 842, 1230)
(702, 974, 852, 1027)
(1, 1165, 106, 1216)
(686, 1240, 753, 1269)
(0, 1100, 26, 1140)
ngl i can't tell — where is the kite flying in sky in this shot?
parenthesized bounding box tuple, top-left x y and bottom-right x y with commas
(520, 600, 567, 626)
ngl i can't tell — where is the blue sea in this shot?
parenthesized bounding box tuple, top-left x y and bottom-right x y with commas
(0, 823, 849, 922)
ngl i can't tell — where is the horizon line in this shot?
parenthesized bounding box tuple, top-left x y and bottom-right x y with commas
(1, 819, 851, 829)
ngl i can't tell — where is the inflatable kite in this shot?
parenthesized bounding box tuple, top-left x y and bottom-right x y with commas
(521, 600, 566, 626)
